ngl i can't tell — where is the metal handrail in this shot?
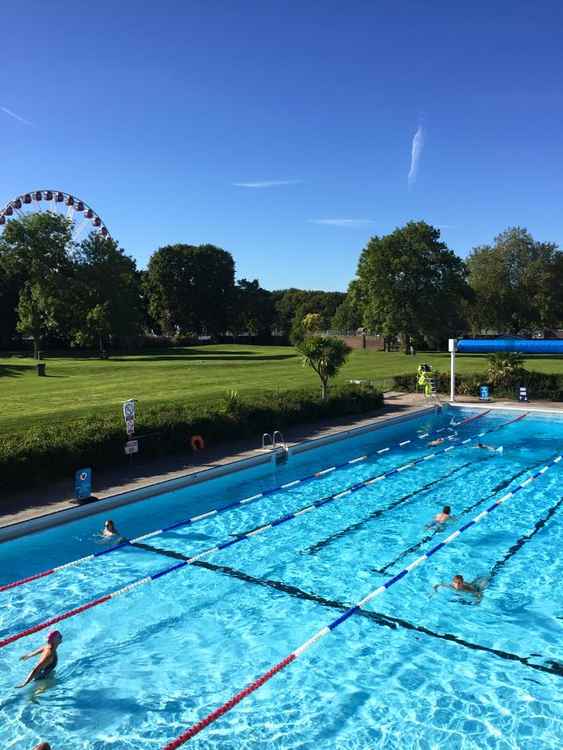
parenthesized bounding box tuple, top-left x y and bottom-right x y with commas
(273, 431, 286, 450)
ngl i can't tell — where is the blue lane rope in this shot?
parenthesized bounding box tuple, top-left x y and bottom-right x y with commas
(0, 414, 534, 647)
(159, 448, 562, 748)
(1, 409, 494, 593)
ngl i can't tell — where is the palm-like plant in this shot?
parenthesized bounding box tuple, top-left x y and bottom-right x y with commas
(487, 352, 526, 389)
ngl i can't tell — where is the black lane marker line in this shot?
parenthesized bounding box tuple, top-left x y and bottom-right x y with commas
(304, 460, 476, 556)
(487, 495, 563, 585)
(191, 559, 563, 679)
(130, 542, 189, 560)
(376, 459, 548, 576)
(130, 540, 563, 678)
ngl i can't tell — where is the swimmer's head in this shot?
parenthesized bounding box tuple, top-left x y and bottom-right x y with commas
(47, 630, 62, 646)
(104, 520, 116, 532)
(443, 505, 451, 515)
(452, 575, 464, 588)
(34, 744, 51, 750)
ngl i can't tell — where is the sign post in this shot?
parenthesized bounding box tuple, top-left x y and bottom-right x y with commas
(74, 468, 92, 500)
(122, 399, 136, 437)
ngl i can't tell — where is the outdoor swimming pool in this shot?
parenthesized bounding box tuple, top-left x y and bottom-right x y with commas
(1, 405, 562, 749)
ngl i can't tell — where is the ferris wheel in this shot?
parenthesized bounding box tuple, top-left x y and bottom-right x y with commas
(0, 189, 112, 242)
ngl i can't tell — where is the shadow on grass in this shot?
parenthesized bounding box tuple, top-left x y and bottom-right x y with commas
(110, 350, 298, 363)
(0, 364, 32, 378)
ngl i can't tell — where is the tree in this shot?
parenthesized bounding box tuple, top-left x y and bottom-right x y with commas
(354, 221, 471, 351)
(146, 244, 235, 337)
(272, 289, 345, 339)
(331, 282, 363, 333)
(487, 352, 526, 389)
(16, 283, 57, 358)
(72, 233, 142, 354)
(232, 278, 275, 340)
(0, 213, 74, 357)
(302, 313, 322, 334)
(0, 266, 21, 347)
(467, 227, 563, 334)
(297, 335, 351, 399)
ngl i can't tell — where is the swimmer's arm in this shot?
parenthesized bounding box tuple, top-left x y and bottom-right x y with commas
(16, 653, 49, 688)
(19, 646, 43, 661)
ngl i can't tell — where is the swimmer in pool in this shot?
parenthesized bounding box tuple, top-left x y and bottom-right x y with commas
(474, 442, 503, 454)
(426, 505, 453, 528)
(33, 744, 52, 750)
(433, 574, 485, 598)
(427, 437, 446, 447)
(17, 631, 62, 688)
(101, 519, 120, 538)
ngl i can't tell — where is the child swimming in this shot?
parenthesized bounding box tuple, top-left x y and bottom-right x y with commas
(17, 631, 62, 688)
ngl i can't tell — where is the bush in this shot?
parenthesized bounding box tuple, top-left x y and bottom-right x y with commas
(0, 384, 384, 491)
(392, 369, 563, 401)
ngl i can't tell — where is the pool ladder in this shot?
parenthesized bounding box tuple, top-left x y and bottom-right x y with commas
(262, 431, 289, 463)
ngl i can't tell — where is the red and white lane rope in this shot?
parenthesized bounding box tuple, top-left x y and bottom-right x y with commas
(0, 413, 524, 650)
(0, 409, 490, 594)
(160, 451, 561, 749)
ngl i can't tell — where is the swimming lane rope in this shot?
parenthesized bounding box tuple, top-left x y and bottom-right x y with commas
(159, 451, 562, 749)
(0, 409, 490, 594)
(0, 412, 525, 649)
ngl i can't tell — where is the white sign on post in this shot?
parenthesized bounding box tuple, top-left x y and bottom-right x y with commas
(122, 399, 136, 437)
(124, 439, 139, 455)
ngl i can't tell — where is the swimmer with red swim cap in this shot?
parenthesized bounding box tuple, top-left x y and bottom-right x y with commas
(17, 630, 63, 688)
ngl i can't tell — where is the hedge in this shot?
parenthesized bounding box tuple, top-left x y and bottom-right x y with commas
(0, 384, 384, 491)
(393, 371, 563, 401)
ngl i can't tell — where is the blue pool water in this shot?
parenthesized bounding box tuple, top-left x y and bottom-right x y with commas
(1, 406, 562, 749)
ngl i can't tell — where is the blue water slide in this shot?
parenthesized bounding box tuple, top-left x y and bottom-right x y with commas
(456, 338, 563, 354)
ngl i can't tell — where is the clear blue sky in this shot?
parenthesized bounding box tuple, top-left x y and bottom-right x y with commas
(2, 1, 563, 291)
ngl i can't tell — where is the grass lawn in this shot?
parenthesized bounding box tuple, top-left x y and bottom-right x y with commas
(2, 345, 563, 434)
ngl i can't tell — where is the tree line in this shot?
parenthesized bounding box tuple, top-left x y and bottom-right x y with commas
(332, 221, 563, 351)
(0, 213, 344, 355)
(1, 214, 562, 357)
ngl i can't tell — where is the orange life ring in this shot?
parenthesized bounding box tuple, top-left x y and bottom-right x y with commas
(191, 435, 205, 451)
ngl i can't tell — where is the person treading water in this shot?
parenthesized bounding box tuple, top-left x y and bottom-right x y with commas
(17, 631, 62, 688)
(101, 519, 120, 538)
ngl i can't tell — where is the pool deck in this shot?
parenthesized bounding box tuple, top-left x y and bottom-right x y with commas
(2, 393, 561, 532)
(0, 391, 430, 529)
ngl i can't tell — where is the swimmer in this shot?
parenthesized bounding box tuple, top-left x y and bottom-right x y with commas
(433, 574, 484, 598)
(426, 505, 453, 528)
(17, 631, 62, 688)
(427, 437, 446, 447)
(101, 519, 120, 538)
(33, 744, 52, 750)
(474, 442, 503, 454)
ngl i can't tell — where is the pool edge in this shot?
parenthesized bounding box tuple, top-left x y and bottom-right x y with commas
(0, 404, 438, 542)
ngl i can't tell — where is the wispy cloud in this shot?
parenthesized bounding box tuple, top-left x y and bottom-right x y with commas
(408, 125, 424, 188)
(1, 106, 33, 126)
(308, 218, 376, 228)
(232, 180, 302, 188)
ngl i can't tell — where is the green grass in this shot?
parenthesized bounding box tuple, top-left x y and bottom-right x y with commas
(2, 345, 563, 434)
